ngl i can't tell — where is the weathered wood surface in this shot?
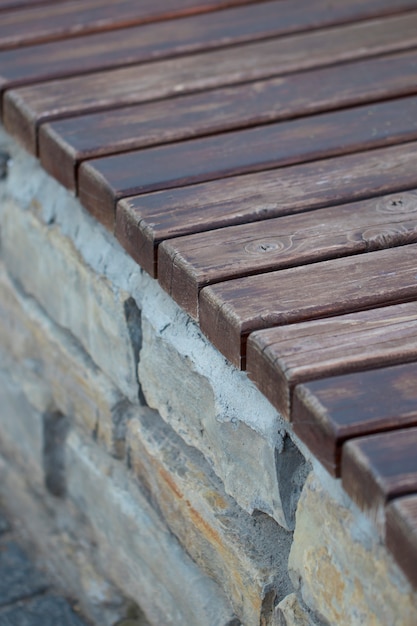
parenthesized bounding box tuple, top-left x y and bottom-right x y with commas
(342, 428, 417, 516)
(246, 302, 417, 422)
(78, 96, 417, 228)
(0, 0, 63, 9)
(159, 190, 417, 318)
(199, 243, 417, 368)
(39, 50, 417, 191)
(116, 142, 417, 276)
(386, 496, 417, 589)
(6, 10, 417, 152)
(0, 0, 260, 50)
(4, 0, 415, 94)
(292, 361, 417, 476)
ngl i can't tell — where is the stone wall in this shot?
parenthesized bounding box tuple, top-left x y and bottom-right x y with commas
(0, 125, 416, 626)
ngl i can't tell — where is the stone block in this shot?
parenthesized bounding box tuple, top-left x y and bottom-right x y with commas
(275, 594, 312, 626)
(0, 263, 130, 457)
(289, 473, 417, 626)
(0, 199, 140, 404)
(0, 369, 44, 482)
(127, 410, 292, 625)
(138, 313, 309, 530)
(66, 431, 239, 626)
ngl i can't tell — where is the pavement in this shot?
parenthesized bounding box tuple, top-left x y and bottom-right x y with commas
(0, 509, 89, 626)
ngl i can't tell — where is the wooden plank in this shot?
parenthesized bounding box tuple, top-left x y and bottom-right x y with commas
(39, 50, 417, 191)
(292, 361, 417, 476)
(158, 189, 417, 318)
(0, 0, 66, 9)
(3, 0, 415, 94)
(247, 302, 417, 422)
(78, 96, 417, 228)
(0, 0, 259, 50)
(386, 495, 417, 589)
(6, 10, 417, 152)
(342, 428, 417, 517)
(199, 243, 417, 368)
(116, 141, 417, 276)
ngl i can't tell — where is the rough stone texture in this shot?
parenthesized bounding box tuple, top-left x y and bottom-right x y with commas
(289, 473, 417, 626)
(0, 596, 88, 626)
(66, 430, 239, 626)
(0, 369, 44, 483)
(275, 594, 313, 626)
(0, 541, 47, 607)
(0, 262, 130, 458)
(0, 197, 140, 405)
(139, 314, 307, 530)
(127, 410, 293, 625)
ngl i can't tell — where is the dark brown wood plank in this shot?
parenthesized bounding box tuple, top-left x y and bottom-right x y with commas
(116, 141, 417, 276)
(159, 189, 417, 318)
(4, 0, 416, 95)
(199, 243, 417, 368)
(247, 302, 417, 423)
(78, 96, 417, 229)
(292, 361, 417, 476)
(0, 0, 66, 9)
(39, 50, 417, 191)
(342, 428, 417, 518)
(6, 10, 417, 152)
(0, 0, 259, 50)
(386, 495, 417, 589)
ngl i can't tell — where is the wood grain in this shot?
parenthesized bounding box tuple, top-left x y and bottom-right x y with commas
(342, 427, 417, 517)
(0, 0, 259, 50)
(3, 0, 415, 94)
(116, 141, 417, 276)
(159, 190, 417, 318)
(39, 50, 417, 191)
(386, 495, 417, 589)
(6, 10, 417, 152)
(247, 302, 417, 423)
(292, 361, 417, 476)
(0, 0, 65, 9)
(199, 243, 417, 368)
(78, 96, 417, 228)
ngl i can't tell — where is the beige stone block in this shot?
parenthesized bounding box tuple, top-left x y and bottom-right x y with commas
(127, 410, 292, 625)
(289, 473, 417, 626)
(66, 431, 239, 626)
(1, 199, 140, 404)
(0, 263, 129, 457)
(275, 594, 312, 626)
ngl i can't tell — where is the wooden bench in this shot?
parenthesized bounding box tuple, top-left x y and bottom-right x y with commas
(2, 0, 417, 593)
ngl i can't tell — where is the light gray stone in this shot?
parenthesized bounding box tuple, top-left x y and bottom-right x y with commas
(0, 262, 131, 457)
(0, 369, 43, 482)
(0, 198, 140, 404)
(66, 430, 239, 626)
(139, 312, 303, 529)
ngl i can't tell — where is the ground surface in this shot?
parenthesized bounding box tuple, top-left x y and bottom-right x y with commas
(0, 508, 89, 626)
